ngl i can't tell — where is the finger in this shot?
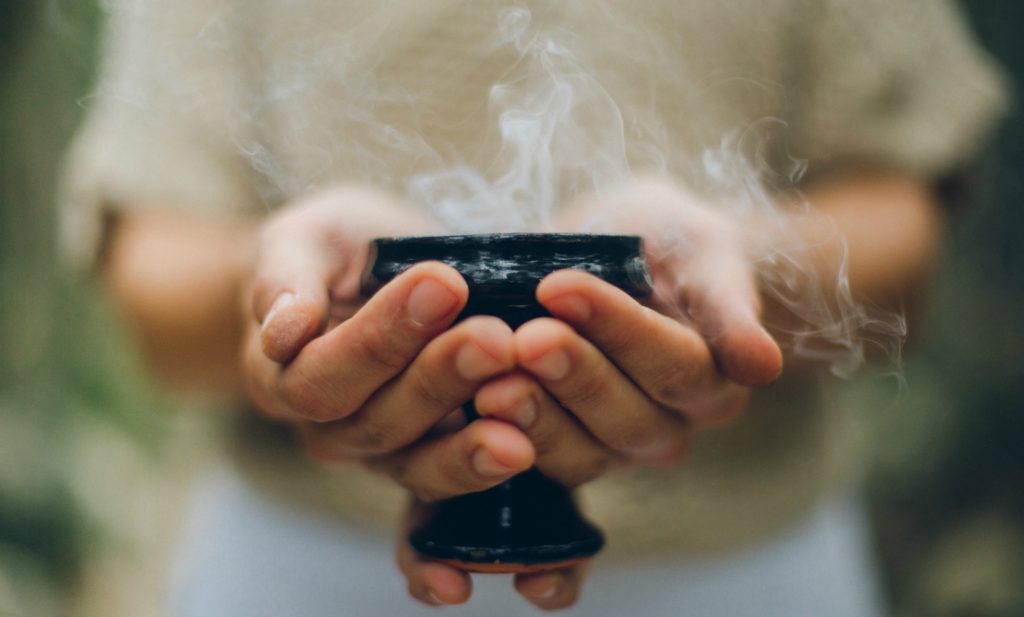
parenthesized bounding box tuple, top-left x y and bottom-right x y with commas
(475, 372, 615, 487)
(279, 262, 467, 423)
(671, 249, 783, 387)
(683, 382, 752, 428)
(539, 270, 767, 428)
(514, 561, 592, 610)
(397, 501, 472, 606)
(553, 177, 782, 385)
(300, 316, 515, 456)
(242, 319, 297, 421)
(538, 270, 724, 410)
(251, 224, 333, 364)
(364, 419, 534, 503)
(688, 281, 783, 387)
(515, 318, 691, 465)
(252, 187, 446, 363)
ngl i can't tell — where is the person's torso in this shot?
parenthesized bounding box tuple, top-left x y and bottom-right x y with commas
(208, 0, 855, 556)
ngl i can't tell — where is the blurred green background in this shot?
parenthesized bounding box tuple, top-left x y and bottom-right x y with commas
(1, 2, 170, 615)
(1, 2, 1021, 615)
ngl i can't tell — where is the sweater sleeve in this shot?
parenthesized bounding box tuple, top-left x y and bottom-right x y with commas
(59, 0, 258, 269)
(784, 0, 1008, 182)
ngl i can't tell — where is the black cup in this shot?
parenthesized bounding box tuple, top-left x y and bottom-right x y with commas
(361, 233, 652, 572)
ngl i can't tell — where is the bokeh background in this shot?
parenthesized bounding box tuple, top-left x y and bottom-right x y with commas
(1, 2, 1021, 615)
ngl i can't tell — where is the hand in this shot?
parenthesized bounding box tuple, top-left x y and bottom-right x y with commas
(396, 178, 784, 610)
(242, 186, 536, 502)
(477, 176, 782, 463)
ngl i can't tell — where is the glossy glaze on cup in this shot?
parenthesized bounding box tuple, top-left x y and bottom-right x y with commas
(362, 234, 652, 572)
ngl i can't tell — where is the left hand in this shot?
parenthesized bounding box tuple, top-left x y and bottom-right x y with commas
(478, 176, 783, 476)
(398, 177, 784, 610)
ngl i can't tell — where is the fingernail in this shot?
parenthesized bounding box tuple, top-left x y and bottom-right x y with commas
(472, 448, 515, 477)
(530, 574, 563, 600)
(456, 343, 506, 381)
(512, 397, 537, 429)
(407, 279, 459, 327)
(261, 292, 307, 360)
(426, 589, 444, 605)
(548, 294, 592, 322)
(263, 292, 295, 328)
(528, 349, 570, 381)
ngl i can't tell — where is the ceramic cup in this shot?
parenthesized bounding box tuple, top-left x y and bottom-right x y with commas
(361, 233, 652, 572)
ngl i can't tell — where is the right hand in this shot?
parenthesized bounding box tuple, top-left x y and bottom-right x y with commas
(241, 186, 536, 503)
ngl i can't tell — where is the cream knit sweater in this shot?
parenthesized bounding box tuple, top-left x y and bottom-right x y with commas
(63, 0, 1005, 555)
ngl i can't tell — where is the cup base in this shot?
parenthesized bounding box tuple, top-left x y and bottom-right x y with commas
(428, 556, 592, 574)
(408, 469, 604, 571)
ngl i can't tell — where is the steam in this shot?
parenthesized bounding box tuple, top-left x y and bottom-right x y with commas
(107, 1, 905, 376)
(409, 7, 632, 233)
(699, 129, 907, 377)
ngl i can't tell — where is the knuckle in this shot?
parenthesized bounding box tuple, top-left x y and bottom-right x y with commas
(408, 365, 459, 414)
(355, 321, 413, 374)
(280, 373, 340, 423)
(559, 370, 607, 409)
(600, 321, 638, 357)
(604, 422, 656, 454)
(648, 364, 700, 407)
(351, 418, 407, 455)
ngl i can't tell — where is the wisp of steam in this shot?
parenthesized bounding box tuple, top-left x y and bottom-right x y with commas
(405, 6, 904, 377)
(409, 7, 633, 233)
(143, 2, 905, 376)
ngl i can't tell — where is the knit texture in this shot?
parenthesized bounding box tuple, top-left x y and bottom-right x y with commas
(62, 0, 1006, 554)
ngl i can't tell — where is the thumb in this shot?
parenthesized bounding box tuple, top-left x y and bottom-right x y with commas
(251, 230, 331, 364)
